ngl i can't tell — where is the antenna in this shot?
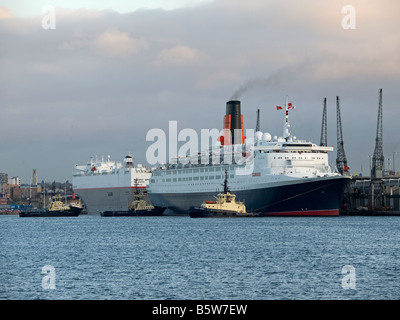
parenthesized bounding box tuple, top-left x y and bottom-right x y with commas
(256, 109, 260, 132)
(222, 170, 230, 194)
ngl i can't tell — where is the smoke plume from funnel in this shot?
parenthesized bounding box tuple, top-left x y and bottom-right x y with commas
(229, 62, 310, 100)
(230, 74, 282, 100)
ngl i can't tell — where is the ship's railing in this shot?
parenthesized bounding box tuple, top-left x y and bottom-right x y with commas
(73, 165, 150, 176)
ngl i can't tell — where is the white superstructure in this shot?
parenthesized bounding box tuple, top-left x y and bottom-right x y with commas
(148, 136, 337, 195)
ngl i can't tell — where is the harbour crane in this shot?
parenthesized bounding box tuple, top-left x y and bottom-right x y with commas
(336, 96, 349, 175)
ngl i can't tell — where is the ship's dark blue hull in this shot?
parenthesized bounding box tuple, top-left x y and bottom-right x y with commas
(149, 176, 351, 216)
(19, 207, 83, 217)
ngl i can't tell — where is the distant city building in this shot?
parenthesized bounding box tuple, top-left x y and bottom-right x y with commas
(9, 176, 20, 186)
(10, 185, 42, 202)
(32, 169, 38, 185)
(0, 173, 8, 186)
(0, 173, 8, 195)
(0, 193, 6, 205)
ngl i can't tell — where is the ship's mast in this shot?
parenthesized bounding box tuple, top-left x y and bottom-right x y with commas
(222, 170, 229, 194)
(134, 178, 140, 195)
(256, 109, 260, 132)
(281, 96, 294, 141)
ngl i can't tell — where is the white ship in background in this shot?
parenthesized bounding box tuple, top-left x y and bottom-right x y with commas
(72, 155, 152, 215)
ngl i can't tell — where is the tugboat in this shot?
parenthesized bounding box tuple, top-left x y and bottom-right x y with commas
(189, 171, 259, 218)
(128, 191, 166, 216)
(19, 194, 83, 217)
(101, 181, 166, 217)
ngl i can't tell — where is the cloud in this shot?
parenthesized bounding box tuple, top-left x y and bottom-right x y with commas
(32, 63, 67, 75)
(197, 71, 243, 89)
(152, 45, 210, 67)
(59, 28, 148, 58)
(0, 6, 14, 19)
(54, 7, 114, 19)
(92, 29, 148, 57)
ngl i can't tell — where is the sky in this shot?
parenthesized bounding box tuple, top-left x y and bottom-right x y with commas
(0, 0, 399, 183)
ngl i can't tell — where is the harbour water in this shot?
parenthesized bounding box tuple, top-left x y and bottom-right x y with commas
(1, 215, 399, 300)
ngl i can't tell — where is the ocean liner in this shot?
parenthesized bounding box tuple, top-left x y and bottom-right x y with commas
(147, 98, 351, 216)
(72, 155, 152, 215)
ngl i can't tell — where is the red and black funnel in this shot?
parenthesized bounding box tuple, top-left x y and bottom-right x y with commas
(218, 100, 245, 145)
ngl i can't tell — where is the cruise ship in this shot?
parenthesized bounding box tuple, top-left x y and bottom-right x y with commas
(72, 155, 152, 215)
(147, 98, 351, 216)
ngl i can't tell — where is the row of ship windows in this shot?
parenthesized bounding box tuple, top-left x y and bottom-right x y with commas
(150, 174, 235, 184)
(153, 166, 238, 176)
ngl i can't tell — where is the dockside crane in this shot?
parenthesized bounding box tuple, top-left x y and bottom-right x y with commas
(336, 96, 349, 175)
(320, 97, 327, 147)
(371, 88, 384, 180)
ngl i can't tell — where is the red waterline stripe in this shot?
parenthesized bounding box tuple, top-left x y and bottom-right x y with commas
(264, 209, 339, 216)
(73, 186, 146, 191)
